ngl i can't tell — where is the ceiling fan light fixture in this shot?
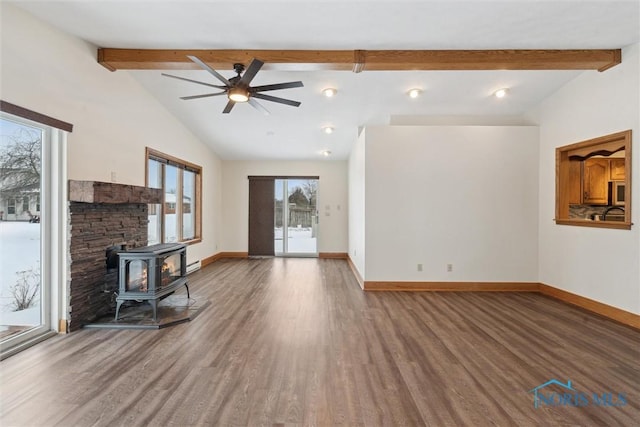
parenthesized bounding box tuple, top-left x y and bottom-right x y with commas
(322, 88, 337, 97)
(323, 126, 334, 134)
(408, 88, 422, 98)
(322, 150, 332, 157)
(494, 88, 509, 98)
(228, 87, 249, 103)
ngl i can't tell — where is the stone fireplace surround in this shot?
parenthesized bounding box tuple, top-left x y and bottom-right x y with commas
(67, 180, 162, 331)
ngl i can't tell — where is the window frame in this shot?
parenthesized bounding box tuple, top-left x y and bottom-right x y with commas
(555, 130, 632, 230)
(145, 147, 202, 245)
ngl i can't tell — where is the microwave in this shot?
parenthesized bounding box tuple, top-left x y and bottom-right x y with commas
(610, 181, 625, 206)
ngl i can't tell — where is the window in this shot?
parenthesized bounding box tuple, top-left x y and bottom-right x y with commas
(145, 148, 202, 245)
(7, 198, 16, 215)
(556, 130, 631, 229)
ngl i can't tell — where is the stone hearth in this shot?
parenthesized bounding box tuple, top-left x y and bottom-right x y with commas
(67, 180, 162, 331)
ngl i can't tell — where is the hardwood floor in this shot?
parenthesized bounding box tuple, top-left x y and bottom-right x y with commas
(1, 258, 638, 426)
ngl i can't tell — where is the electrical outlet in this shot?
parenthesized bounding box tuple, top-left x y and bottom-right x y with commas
(417, 263, 423, 272)
(110, 171, 117, 182)
(447, 263, 453, 272)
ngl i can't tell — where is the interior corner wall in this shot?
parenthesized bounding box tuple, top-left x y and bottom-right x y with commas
(348, 129, 366, 279)
(363, 125, 539, 282)
(220, 160, 348, 253)
(527, 42, 640, 315)
(0, 3, 222, 263)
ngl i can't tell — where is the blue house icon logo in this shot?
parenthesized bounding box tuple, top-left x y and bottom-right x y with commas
(529, 379, 575, 408)
(529, 379, 628, 409)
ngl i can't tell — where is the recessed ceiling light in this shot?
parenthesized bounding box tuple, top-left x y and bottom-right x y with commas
(494, 88, 509, 99)
(322, 88, 337, 97)
(322, 150, 332, 157)
(323, 126, 334, 134)
(408, 88, 422, 98)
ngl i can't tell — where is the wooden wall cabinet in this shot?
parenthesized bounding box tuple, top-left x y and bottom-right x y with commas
(583, 158, 609, 204)
(567, 160, 582, 205)
(610, 158, 625, 180)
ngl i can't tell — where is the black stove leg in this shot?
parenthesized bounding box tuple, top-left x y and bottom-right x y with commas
(115, 300, 123, 321)
(150, 299, 158, 322)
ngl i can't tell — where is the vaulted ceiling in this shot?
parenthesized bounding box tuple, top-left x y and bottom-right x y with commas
(11, 1, 640, 160)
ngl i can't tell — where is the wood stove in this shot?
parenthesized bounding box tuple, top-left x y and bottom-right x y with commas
(115, 243, 189, 321)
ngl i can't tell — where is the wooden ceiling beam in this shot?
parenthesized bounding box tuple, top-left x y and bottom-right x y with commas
(97, 48, 621, 72)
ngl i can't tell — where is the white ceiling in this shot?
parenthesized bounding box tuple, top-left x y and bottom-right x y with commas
(11, 0, 640, 160)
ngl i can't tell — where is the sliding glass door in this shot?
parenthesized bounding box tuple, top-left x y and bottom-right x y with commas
(274, 179, 318, 256)
(0, 117, 48, 350)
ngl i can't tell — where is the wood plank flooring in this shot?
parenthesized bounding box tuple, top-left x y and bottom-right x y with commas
(1, 258, 639, 426)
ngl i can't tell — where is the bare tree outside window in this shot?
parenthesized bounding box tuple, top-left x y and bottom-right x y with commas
(7, 267, 40, 312)
(0, 127, 41, 198)
(302, 180, 317, 206)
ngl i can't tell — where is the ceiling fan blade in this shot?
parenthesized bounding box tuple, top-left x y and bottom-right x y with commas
(180, 92, 227, 100)
(222, 100, 235, 114)
(187, 55, 231, 86)
(162, 73, 227, 89)
(248, 98, 270, 115)
(251, 81, 304, 92)
(239, 58, 264, 86)
(252, 93, 301, 107)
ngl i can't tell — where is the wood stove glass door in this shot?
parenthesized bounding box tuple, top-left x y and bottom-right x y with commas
(126, 260, 149, 293)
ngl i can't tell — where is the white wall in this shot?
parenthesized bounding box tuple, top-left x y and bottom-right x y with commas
(348, 129, 366, 280)
(221, 160, 348, 253)
(527, 43, 640, 314)
(390, 115, 536, 126)
(0, 4, 222, 263)
(364, 125, 539, 282)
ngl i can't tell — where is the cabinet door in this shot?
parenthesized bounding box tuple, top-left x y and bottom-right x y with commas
(610, 158, 625, 180)
(567, 160, 582, 205)
(583, 158, 609, 204)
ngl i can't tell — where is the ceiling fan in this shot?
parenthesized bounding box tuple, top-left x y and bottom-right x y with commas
(162, 56, 303, 114)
